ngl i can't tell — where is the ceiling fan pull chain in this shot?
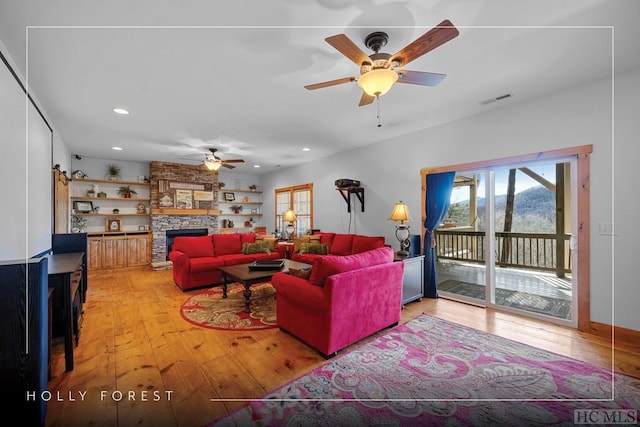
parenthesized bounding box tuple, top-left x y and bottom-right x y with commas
(376, 95, 383, 127)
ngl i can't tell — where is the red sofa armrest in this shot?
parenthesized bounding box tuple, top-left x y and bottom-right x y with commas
(272, 272, 329, 309)
(168, 250, 190, 287)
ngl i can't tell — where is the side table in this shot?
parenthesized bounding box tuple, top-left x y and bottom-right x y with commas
(277, 241, 295, 259)
(394, 254, 425, 306)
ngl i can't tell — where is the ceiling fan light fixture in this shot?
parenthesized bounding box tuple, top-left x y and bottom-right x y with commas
(204, 158, 222, 171)
(357, 68, 398, 97)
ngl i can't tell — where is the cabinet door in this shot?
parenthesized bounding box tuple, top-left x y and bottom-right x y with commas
(101, 236, 126, 269)
(126, 235, 150, 266)
(88, 237, 102, 270)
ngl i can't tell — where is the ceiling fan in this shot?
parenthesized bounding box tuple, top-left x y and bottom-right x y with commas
(304, 20, 459, 106)
(203, 148, 245, 171)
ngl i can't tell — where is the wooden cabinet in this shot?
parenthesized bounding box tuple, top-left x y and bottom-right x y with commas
(88, 236, 102, 270)
(101, 236, 127, 269)
(395, 254, 425, 306)
(87, 232, 150, 270)
(127, 234, 151, 266)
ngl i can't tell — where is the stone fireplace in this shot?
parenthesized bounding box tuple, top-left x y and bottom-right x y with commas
(149, 161, 219, 269)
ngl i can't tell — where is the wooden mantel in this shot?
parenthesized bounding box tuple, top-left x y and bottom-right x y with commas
(151, 208, 221, 216)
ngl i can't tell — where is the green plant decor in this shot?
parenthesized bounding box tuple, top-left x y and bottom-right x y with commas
(230, 205, 243, 213)
(118, 186, 137, 198)
(107, 163, 121, 180)
(218, 181, 226, 188)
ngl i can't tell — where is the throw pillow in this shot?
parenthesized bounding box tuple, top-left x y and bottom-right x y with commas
(299, 242, 329, 255)
(293, 235, 321, 252)
(288, 267, 312, 280)
(241, 241, 271, 255)
(255, 235, 278, 251)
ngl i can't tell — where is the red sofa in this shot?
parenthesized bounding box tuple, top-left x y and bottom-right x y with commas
(289, 232, 387, 264)
(271, 245, 404, 357)
(168, 233, 282, 291)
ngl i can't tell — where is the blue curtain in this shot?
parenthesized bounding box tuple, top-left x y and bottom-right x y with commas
(423, 171, 455, 298)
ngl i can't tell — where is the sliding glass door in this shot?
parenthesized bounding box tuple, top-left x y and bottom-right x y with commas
(436, 159, 576, 325)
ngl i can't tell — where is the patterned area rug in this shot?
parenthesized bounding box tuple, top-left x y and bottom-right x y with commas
(210, 315, 639, 426)
(439, 279, 572, 320)
(180, 283, 276, 330)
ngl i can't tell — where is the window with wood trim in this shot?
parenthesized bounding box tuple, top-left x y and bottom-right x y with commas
(275, 183, 313, 236)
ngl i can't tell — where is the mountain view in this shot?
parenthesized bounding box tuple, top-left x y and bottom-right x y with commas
(446, 186, 557, 233)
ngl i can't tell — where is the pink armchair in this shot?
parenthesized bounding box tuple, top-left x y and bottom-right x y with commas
(271, 246, 404, 357)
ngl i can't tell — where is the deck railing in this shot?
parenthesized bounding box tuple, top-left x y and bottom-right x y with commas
(434, 229, 571, 276)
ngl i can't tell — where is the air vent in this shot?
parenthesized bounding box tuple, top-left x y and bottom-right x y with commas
(479, 93, 513, 105)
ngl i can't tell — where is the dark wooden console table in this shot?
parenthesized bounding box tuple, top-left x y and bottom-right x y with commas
(47, 252, 84, 371)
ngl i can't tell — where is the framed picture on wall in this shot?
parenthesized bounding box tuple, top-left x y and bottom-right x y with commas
(105, 218, 122, 232)
(73, 201, 94, 213)
(223, 192, 235, 202)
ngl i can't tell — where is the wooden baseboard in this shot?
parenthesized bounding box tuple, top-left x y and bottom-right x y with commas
(589, 321, 640, 352)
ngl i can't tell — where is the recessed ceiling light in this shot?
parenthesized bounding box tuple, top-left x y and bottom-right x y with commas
(302, 147, 311, 152)
(112, 146, 123, 151)
(113, 108, 129, 115)
(253, 165, 261, 168)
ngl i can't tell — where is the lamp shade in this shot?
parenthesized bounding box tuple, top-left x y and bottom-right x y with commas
(283, 209, 297, 222)
(388, 201, 413, 224)
(357, 68, 398, 97)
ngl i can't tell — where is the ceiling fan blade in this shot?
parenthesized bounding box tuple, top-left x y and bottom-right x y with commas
(397, 70, 446, 87)
(222, 159, 245, 163)
(222, 163, 236, 169)
(305, 76, 355, 91)
(358, 92, 375, 107)
(391, 20, 459, 67)
(325, 34, 371, 66)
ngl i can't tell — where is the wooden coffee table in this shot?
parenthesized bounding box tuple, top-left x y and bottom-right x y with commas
(219, 259, 312, 313)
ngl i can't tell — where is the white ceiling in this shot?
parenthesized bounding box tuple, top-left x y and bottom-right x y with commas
(1, 0, 638, 174)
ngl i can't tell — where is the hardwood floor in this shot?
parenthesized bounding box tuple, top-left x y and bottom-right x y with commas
(45, 266, 639, 427)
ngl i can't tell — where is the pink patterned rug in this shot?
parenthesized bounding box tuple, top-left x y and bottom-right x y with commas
(210, 314, 639, 426)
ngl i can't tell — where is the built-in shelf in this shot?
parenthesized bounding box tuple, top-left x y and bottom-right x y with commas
(219, 189, 262, 194)
(151, 208, 222, 216)
(218, 201, 262, 205)
(73, 213, 150, 217)
(87, 231, 151, 236)
(72, 196, 151, 202)
(72, 178, 150, 186)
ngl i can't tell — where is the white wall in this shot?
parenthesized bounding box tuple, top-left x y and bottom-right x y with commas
(611, 69, 640, 332)
(262, 68, 640, 331)
(1, 41, 54, 259)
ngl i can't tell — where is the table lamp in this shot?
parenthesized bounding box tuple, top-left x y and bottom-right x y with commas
(283, 209, 297, 241)
(388, 201, 413, 257)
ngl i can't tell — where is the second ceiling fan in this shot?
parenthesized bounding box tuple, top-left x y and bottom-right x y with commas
(305, 20, 459, 106)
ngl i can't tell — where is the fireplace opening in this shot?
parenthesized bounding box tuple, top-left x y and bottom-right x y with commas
(166, 228, 208, 260)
